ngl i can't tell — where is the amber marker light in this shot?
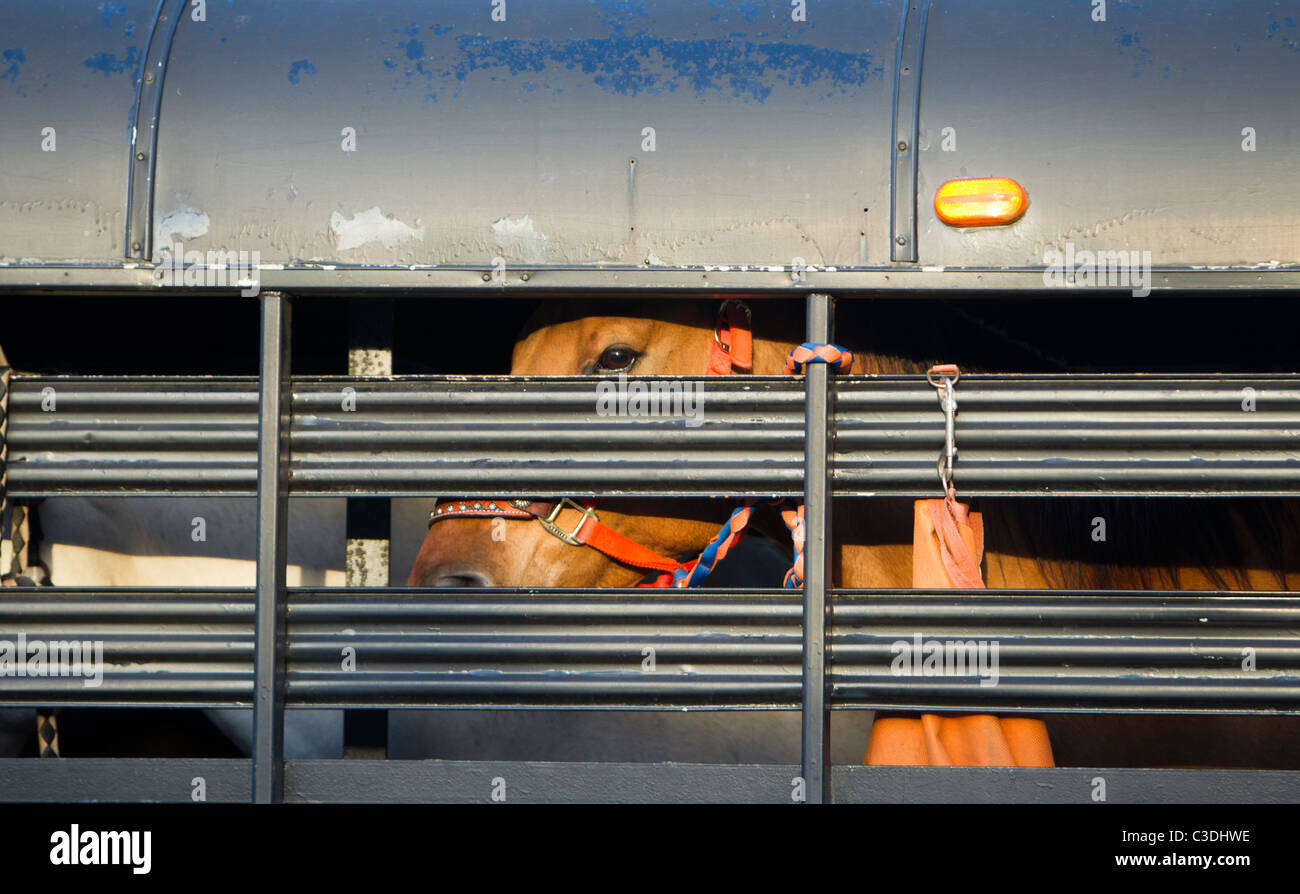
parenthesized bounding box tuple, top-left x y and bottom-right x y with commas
(934, 177, 1028, 227)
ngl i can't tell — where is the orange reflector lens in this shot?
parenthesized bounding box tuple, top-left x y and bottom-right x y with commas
(934, 177, 1028, 227)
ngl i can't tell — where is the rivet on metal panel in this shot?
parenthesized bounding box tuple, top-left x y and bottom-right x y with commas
(481, 273, 491, 282)
(897, 141, 908, 152)
(896, 236, 908, 246)
(135, 153, 146, 162)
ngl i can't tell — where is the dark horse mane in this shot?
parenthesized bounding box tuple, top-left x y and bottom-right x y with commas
(519, 297, 1300, 591)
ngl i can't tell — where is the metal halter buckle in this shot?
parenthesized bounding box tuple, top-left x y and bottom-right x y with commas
(537, 498, 599, 546)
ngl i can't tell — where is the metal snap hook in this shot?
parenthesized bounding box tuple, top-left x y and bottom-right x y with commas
(927, 364, 961, 497)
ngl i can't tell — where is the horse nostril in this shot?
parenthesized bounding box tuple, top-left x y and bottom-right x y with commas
(431, 571, 494, 588)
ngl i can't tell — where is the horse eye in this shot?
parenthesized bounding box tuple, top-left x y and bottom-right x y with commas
(596, 346, 638, 372)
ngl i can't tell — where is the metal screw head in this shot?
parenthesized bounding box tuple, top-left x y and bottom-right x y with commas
(481, 273, 491, 282)
(144, 72, 154, 83)
(896, 235, 908, 246)
(520, 273, 530, 281)
(135, 152, 146, 162)
(131, 242, 142, 252)
(897, 141, 908, 152)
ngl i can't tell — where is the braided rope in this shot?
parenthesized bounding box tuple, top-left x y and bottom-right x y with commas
(668, 343, 853, 590)
(782, 342, 855, 375)
(672, 503, 754, 588)
(780, 342, 853, 588)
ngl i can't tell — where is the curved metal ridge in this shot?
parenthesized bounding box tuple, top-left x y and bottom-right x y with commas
(889, 0, 931, 262)
(6, 374, 1300, 497)
(124, 0, 187, 260)
(1, 588, 1296, 712)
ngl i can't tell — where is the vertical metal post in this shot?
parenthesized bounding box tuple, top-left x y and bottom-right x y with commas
(253, 292, 291, 803)
(801, 293, 834, 803)
(345, 299, 392, 760)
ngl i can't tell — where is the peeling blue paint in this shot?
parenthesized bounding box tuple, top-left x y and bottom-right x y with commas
(707, 0, 764, 26)
(288, 59, 317, 84)
(83, 46, 139, 79)
(1266, 10, 1300, 52)
(395, 23, 419, 36)
(434, 24, 454, 36)
(1113, 26, 1154, 77)
(383, 57, 397, 71)
(400, 39, 425, 60)
(2, 48, 24, 84)
(98, 2, 127, 29)
(423, 34, 874, 102)
(593, 0, 652, 33)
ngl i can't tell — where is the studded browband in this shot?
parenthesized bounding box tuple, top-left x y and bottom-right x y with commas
(428, 497, 690, 575)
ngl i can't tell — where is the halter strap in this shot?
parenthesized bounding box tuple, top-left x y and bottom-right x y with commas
(707, 299, 754, 375)
(429, 498, 691, 576)
(428, 301, 856, 590)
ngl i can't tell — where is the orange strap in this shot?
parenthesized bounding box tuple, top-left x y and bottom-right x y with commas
(707, 300, 753, 375)
(575, 514, 688, 573)
(429, 499, 691, 577)
(864, 496, 1055, 767)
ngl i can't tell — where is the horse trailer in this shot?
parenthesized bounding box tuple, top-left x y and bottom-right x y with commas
(1, 0, 1299, 807)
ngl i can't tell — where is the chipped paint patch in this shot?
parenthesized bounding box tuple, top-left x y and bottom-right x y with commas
(492, 215, 554, 264)
(83, 46, 139, 78)
(154, 205, 211, 245)
(288, 59, 317, 84)
(329, 207, 425, 251)
(98, 2, 127, 29)
(2, 48, 25, 85)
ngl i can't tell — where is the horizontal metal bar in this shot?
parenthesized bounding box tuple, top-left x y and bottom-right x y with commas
(0, 758, 252, 803)
(7, 374, 1300, 497)
(287, 761, 1300, 804)
(1, 265, 1299, 294)
(2, 588, 1298, 712)
(3, 758, 1294, 803)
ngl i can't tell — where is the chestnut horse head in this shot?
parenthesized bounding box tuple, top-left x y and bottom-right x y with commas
(408, 299, 812, 588)
(410, 298, 1300, 592)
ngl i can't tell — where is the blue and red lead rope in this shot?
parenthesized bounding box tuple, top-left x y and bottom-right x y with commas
(668, 343, 853, 590)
